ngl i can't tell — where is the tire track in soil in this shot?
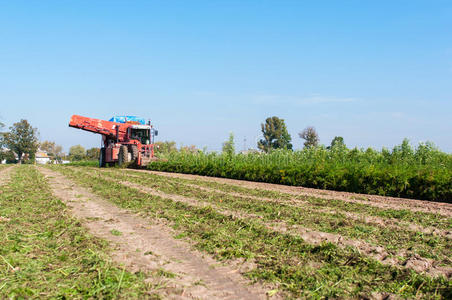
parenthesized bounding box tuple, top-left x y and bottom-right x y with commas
(137, 170, 452, 217)
(112, 177, 451, 278)
(38, 167, 270, 300)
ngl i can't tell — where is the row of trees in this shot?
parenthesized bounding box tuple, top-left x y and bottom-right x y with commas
(0, 119, 101, 163)
(0, 116, 378, 163)
(67, 145, 100, 161)
(154, 141, 200, 156)
(0, 118, 202, 163)
(257, 116, 344, 152)
(217, 116, 344, 155)
(153, 116, 331, 157)
(154, 116, 341, 157)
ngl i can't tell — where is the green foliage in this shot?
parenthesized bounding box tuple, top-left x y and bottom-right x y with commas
(2, 150, 17, 164)
(40, 140, 64, 162)
(258, 116, 293, 152)
(86, 147, 100, 161)
(0, 122, 5, 163)
(222, 132, 235, 156)
(69, 145, 86, 161)
(2, 119, 39, 163)
(299, 126, 319, 148)
(110, 229, 122, 236)
(329, 136, 346, 149)
(0, 166, 158, 298)
(88, 167, 452, 261)
(0, 121, 4, 144)
(148, 140, 452, 202)
(179, 144, 199, 154)
(154, 141, 177, 157)
(55, 166, 452, 299)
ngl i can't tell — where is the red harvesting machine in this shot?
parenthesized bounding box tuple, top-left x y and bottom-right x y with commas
(69, 115, 158, 167)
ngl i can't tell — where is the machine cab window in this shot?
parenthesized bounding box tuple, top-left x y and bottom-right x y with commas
(130, 127, 150, 145)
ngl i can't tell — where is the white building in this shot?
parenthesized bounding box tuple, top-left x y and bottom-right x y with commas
(35, 151, 51, 164)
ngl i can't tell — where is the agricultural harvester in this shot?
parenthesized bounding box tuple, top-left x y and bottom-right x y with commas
(68, 115, 158, 167)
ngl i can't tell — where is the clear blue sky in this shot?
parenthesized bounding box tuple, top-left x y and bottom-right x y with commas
(1, 1, 451, 152)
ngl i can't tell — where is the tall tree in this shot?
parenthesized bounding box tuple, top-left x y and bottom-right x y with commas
(86, 147, 100, 160)
(299, 126, 319, 148)
(222, 132, 235, 156)
(329, 136, 346, 149)
(3, 150, 16, 163)
(258, 116, 293, 152)
(69, 145, 86, 161)
(40, 140, 64, 162)
(2, 119, 39, 163)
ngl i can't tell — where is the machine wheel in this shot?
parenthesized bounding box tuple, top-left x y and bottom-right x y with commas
(99, 148, 106, 168)
(118, 145, 129, 167)
(129, 145, 139, 161)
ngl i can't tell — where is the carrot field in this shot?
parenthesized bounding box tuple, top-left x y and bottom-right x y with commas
(2, 164, 451, 298)
(148, 142, 452, 202)
(1, 164, 451, 299)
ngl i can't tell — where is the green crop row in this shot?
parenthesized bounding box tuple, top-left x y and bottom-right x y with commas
(121, 167, 452, 230)
(77, 167, 452, 263)
(148, 142, 452, 202)
(0, 166, 160, 299)
(53, 166, 451, 299)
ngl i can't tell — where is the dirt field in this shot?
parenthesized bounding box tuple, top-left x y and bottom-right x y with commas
(1, 165, 451, 299)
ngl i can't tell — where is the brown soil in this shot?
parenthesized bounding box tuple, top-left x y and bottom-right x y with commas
(119, 170, 452, 240)
(38, 167, 270, 300)
(137, 170, 452, 217)
(108, 175, 451, 278)
(176, 180, 452, 240)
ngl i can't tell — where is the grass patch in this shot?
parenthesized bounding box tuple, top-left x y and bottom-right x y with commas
(156, 269, 177, 278)
(0, 165, 160, 299)
(110, 229, 123, 236)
